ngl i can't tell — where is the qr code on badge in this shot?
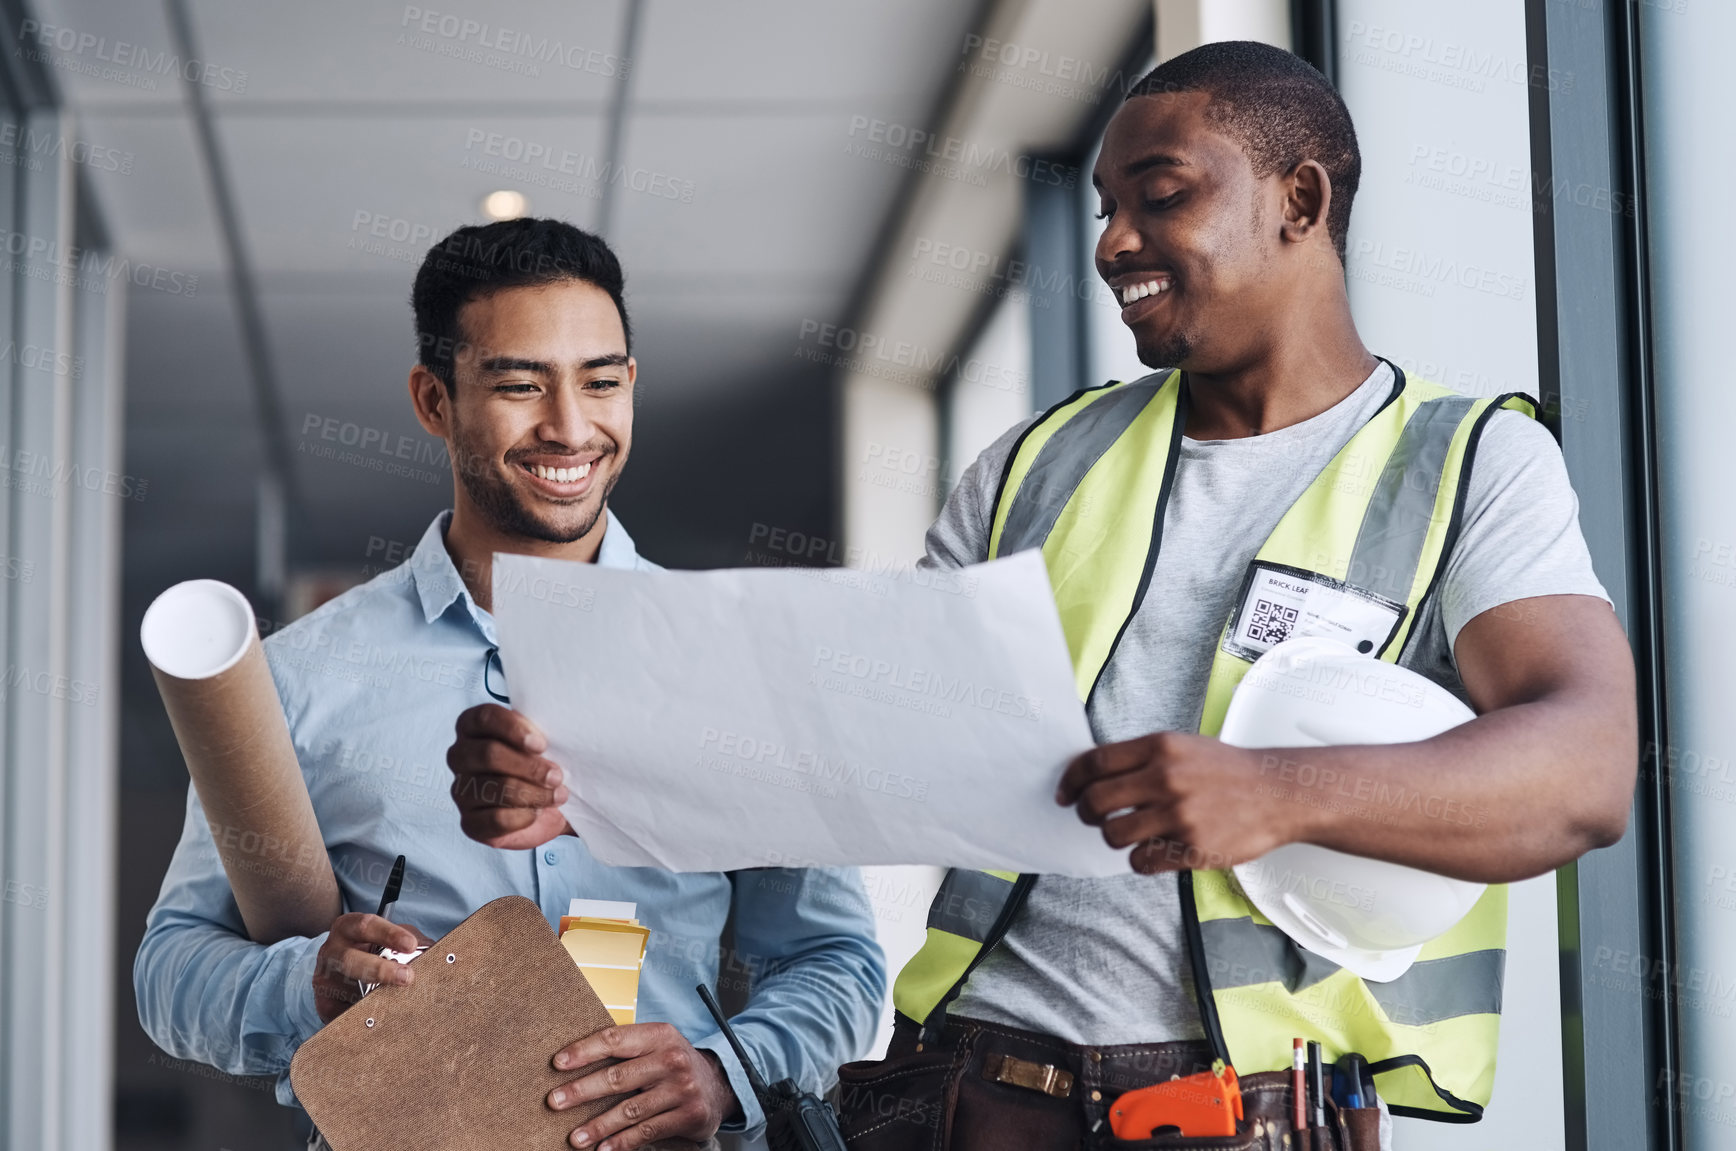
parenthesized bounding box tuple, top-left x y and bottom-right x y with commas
(1246, 598, 1299, 645)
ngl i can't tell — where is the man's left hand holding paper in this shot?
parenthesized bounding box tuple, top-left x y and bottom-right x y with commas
(448, 702, 576, 848)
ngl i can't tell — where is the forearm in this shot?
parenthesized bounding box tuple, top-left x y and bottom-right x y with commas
(722, 948, 884, 1088)
(135, 786, 332, 1074)
(134, 911, 326, 1075)
(1262, 693, 1635, 883)
(723, 869, 887, 1095)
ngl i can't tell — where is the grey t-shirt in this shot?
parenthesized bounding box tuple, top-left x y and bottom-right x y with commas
(925, 363, 1610, 1043)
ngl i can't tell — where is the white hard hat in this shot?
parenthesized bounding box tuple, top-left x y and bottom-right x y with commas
(1223, 637, 1486, 983)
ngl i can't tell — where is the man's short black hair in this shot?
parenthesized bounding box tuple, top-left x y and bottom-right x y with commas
(1125, 41, 1360, 261)
(411, 217, 632, 390)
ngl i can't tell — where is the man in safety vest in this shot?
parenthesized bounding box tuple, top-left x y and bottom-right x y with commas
(835, 40, 1636, 1151)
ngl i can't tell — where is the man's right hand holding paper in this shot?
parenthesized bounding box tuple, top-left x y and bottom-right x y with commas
(447, 703, 575, 849)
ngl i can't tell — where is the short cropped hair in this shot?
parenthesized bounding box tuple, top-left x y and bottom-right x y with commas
(411, 217, 632, 390)
(1126, 41, 1360, 260)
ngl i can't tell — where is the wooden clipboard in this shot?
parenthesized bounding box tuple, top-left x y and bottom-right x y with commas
(290, 895, 702, 1149)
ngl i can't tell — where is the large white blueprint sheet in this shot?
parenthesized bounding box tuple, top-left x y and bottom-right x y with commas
(492, 549, 1127, 877)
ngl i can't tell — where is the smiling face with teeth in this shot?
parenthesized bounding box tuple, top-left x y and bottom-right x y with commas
(1092, 88, 1345, 378)
(410, 279, 635, 563)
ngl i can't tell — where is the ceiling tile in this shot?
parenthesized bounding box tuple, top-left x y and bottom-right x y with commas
(635, 0, 978, 106)
(609, 110, 899, 281)
(216, 111, 611, 270)
(188, 0, 627, 105)
(21, 0, 185, 108)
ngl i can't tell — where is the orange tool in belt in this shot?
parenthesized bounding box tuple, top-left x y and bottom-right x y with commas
(1108, 1060, 1244, 1139)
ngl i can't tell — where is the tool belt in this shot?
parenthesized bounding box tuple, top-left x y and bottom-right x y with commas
(835, 1016, 1381, 1151)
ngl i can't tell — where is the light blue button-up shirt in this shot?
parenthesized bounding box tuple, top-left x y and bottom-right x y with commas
(133, 510, 886, 1136)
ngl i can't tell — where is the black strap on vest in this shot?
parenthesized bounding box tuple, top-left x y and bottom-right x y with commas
(1082, 380, 1189, 713)
(1406, 390, 1532, 638)
(1365, 1053, 1485, 1121)
(916, 874, 1038, 1043)
(1178, 870, 1232, 1064)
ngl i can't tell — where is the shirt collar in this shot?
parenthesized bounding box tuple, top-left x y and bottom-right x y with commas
(408, 508, 645, 635)
(595, 506, 646, 570)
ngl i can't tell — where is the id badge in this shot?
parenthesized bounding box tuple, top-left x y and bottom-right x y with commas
(1222, 561, 1406, 662)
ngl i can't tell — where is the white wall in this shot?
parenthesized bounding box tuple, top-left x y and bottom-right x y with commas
(1, 108, 123, 1151)
(1156, 0, 1289, 63)
(1642, 1, 1736, 1146)
(1338, 1, 1541, 399)
(1336, 3, 1562, 1148)
(945, 290, 1031, 489)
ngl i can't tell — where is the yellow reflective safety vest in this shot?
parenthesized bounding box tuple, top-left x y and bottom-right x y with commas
(892, 364, 1536, 1122)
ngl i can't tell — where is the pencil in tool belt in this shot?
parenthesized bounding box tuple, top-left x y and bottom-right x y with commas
(1307, 1040, 1326, 1128)
(1292, 1039, 1306, 1133)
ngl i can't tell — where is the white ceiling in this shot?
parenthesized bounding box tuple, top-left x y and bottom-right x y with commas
(29, 0, 983, 585)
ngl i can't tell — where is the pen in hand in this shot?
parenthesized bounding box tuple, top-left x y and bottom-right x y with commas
(375, 854, 406, 919)
(356, 855, 408, 1000)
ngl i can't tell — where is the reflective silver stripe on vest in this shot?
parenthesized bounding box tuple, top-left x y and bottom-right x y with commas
(995, 373, 1172, 557)
(927, 869, 1015, 942)
(1200, 917, 1504, 1024)
(1367, 950, 1506, 1026)
(1345, 395, 1478, 604)
(1200, 916, 1342, 995)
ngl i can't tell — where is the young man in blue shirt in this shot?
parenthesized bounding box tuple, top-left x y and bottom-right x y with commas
(134, 218, 885, 1151)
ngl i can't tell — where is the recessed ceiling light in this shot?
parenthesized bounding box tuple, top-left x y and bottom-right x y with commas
(482, 189, 528, 220)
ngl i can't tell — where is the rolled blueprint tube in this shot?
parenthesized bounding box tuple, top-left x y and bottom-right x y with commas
(141, 579, 340, 944)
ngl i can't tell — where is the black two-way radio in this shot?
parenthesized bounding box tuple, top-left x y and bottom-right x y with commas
(694, 984, 849, 1151)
